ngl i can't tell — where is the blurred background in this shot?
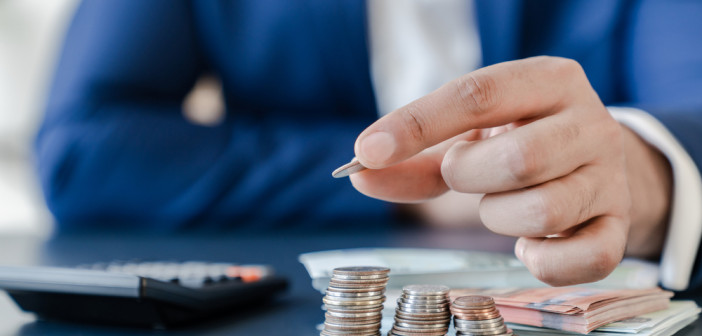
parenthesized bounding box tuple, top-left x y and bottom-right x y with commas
(0, 0, 80, 236)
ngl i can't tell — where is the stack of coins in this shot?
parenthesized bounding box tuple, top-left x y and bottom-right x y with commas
(388, 284, 451, 336)
(451, 295, 515, 336)
(321, 266, 390, 336)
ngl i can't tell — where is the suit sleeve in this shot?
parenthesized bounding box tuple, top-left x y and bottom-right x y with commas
(622, 0, 702, 292)
(36, 0, 388, 231)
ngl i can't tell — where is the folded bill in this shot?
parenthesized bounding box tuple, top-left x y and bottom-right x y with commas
(299, 248, 660, 292)
(510, 300, 700, 336)
(450, 287, 676, 334)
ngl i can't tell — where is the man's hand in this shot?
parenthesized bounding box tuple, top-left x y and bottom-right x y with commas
(350, 56, 671, 286)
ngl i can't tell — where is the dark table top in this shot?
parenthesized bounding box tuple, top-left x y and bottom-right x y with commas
(0, 227, 699, 335)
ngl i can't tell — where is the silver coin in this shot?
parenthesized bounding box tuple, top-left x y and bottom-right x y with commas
(324, 300, 385, 307)
(324, 304, 384, 312)
(324, 327, 381, 332)
(329, 280, 389, 287)
(326, 310, 383, 318)
(394, 321, 451, 329)
(332, 158, 368, 178)
(326, 305, 383, 313)
(394, 312, 450, 321)
(450, 306, 499, 312)
(332, 273, 390, 280)
(397, 304, 450, 312)
(322, 330, 381, 336)
(402, 284, 450, 296)
(326, 290, 386, 298)
(394, 315, 451, 322)
(329, 304, 383, 311)
(454, 321, 507, 329)
(452, 295, 495, 308)
(394, 321, 449, 329)
(402, 294, 448, 301)
(393, 322, 449, 329)
(391, 327, 449, 334)
(325, 292, 385, 300)
(333, 266, 390, 275)
(398, 296, 448, 303)
(388, 327, 447, 336)
(395, 308, 450, 317)
(454, 327, 508, 336)
(397, 302, 449, 310)
(452, 313, 502, 320)
(329, 282, 389, 289)
(455, 316, 504, 324)
(454, 318, 505, 329)
(454, 322, 506, 331)
(395, 315, 451, 324)
(324, 321, 381, 329)
(325, 317, 382, 324)
(330, 275, 389, 282)
(322, 298, 385, 306)
(325, 315, 382, 324)
(331, 277, 389, 284)
(329, 282, 389, 287)
(454, 326, 507, 333)
(324, 294, 385, 302)
(397, 306, 449, 314)
(391, 325, 448, 333)
(324, 326, 380, 333)
(323, 329, 380, 335)
(326, 286, 387, 293)
(398, 296, 450, 305)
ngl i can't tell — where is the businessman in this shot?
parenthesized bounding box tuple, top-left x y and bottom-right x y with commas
(37, 1, 702, 291)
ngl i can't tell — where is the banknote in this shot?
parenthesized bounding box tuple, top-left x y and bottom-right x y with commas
(510, 300, 700, 336)
(299, 248, 660, 293)
(300, 248, 527, 292)
(598, 300, 700, 333)
(450, 287, 674, 334)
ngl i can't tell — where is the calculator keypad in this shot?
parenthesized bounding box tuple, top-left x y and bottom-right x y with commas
(77, 261, 273, 287)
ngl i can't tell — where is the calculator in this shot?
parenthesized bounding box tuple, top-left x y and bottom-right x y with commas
(0, 261, 289, 328)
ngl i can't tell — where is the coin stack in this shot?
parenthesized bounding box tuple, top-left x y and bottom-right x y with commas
(388, 284, 452, 336)
(321, 266, 390, 336)
(451, 295, 515, 336)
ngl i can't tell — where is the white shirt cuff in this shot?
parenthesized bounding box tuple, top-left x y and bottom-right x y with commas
(609, 107, 702, 291)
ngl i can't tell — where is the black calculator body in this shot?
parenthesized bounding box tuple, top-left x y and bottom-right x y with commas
(0, 262, 288, 328)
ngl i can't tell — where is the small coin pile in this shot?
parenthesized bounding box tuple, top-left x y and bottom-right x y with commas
(388, 284, 451, 336)
(451, 295, 515, 336)
(321, 266, 390, 336)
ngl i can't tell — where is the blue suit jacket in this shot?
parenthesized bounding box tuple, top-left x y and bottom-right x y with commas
(38, 0, 702, 279)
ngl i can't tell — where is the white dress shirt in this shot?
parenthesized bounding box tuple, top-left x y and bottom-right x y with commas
(367, 0, 702, 290)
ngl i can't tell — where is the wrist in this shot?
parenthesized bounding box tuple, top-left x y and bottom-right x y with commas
(620, 124, 672, 258)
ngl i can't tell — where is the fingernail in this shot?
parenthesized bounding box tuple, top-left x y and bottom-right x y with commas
(515, 238, 526, 261)
(358, 132, 396, 166)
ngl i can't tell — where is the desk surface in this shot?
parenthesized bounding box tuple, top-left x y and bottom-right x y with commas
(0, 228, 699, 335)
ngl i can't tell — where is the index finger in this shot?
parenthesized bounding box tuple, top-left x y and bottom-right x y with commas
(354, 56, 591, 168)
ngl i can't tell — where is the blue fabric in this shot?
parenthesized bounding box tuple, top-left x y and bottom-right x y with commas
(38, 1, 702, 239)
(37, 0, 387, 231)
